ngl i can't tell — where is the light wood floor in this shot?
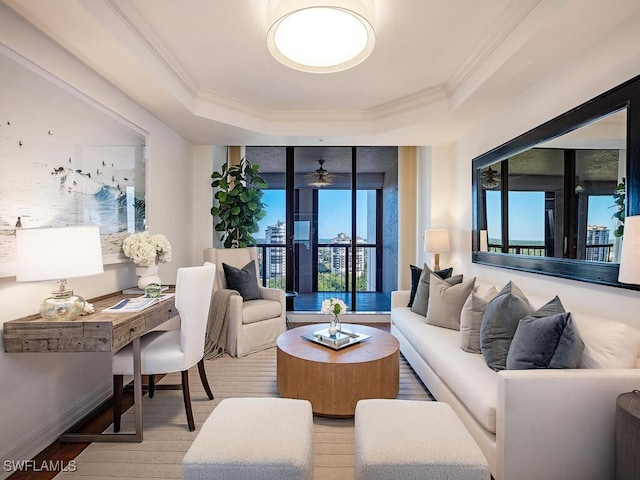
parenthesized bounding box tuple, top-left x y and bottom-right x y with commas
(7, 324, 431, 480)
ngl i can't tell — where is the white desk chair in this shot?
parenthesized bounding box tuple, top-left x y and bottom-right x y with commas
(112, 263, 216, 432)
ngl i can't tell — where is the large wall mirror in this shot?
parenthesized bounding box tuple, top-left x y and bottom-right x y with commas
(472, 74, 640, 289)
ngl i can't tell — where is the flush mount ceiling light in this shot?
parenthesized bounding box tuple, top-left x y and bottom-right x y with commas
(266, 0, 376, 73)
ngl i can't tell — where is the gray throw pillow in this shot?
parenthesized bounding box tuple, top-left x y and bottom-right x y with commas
(460, 286, 498, 353)
(410, 263, 461, 316)
(426, 275, 476, 330)
(222, 260, 260, 301)
(506, 308, 584, 370)
(480, 281, 532, 371)
(408, 264, 452, 307)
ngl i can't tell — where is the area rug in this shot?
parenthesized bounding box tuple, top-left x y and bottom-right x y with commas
(55, 347, 432, 480)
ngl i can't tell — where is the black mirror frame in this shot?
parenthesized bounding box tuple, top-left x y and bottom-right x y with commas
(472, 74, 640, 290)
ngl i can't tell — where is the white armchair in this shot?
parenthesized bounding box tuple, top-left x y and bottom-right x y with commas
(204, 247, 286, 357)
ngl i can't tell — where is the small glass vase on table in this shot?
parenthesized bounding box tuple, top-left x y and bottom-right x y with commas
(322, 298, 347, 337)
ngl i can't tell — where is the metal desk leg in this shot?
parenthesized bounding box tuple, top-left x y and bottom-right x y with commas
(60, 337, 144, 443)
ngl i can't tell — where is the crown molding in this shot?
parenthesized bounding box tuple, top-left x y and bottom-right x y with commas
(106, 0, 199, 96)
(101, 0, 456, 125)
(26, 0, 544, 131)
(367, 85, 448, 119)
(447, 0, 541, 95)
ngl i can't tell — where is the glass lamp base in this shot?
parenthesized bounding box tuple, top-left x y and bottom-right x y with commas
(40, 290, 85, 321)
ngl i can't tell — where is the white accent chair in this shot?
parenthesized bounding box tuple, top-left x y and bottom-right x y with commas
(112, 263, 216, 431)
(203, 247, 286, 357)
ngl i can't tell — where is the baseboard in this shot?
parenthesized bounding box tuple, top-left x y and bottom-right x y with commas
(287, 312, 390, 324)
(0, 379, 112, 480)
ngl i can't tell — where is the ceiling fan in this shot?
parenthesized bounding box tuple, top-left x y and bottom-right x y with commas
(306, 159, 340, 187)
(481, 166, 500, 189)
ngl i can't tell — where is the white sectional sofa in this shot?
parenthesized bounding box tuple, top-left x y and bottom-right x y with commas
(390, 287, 640, 480)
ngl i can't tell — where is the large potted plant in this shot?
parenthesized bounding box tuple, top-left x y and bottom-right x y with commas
(612, 177, 625, 238)
(210, 158, 268, 248)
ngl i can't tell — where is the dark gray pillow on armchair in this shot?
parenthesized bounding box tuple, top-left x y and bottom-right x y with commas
(506, 299, 584, 369)
(223, 260, 260, 301)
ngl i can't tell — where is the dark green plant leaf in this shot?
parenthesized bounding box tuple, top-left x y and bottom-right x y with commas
(210, 157, 268, 247)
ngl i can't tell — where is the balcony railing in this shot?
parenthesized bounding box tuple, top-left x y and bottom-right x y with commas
(317, 243, 376, 292)
(256, 244, 286, 290)
(488, 243, 615, 262)
(256, 243, 378, 293)
(488, 244, 547, 256)
(585, 243, 614, 262)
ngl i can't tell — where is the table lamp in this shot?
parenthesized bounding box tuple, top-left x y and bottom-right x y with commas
(16, 225, 104, 321)
(424, 229, 450, 271)
(619, 215, 640, 285)
(480, 230, 489, 252)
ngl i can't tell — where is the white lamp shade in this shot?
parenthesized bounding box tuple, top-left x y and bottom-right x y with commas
(480, 230, 489, 252)
(424, 229, 450, 253)
(619, 216, 640, 284)
(16, 226, 104, 282)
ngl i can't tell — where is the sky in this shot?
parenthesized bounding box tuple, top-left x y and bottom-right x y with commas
(486, 191, 619, 241)
(257, 189, 371, 240)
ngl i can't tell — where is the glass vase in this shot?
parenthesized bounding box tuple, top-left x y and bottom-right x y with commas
(328, 316, 338, 336)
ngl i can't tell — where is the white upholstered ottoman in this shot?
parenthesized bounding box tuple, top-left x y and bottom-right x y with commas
(355, 399, 489, 480)
(182, 397, 313, 480)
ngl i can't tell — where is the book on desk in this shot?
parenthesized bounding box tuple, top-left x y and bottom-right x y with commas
(102, 294, 174, 313)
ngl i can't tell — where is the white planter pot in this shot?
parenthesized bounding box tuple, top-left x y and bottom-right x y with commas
(135, 264, 161, 290)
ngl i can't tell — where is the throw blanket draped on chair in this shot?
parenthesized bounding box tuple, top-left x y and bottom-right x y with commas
(203, 289, 240, 359)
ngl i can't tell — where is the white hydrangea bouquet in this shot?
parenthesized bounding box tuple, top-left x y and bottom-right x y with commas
(122, 232, 172, 266)
(321, 297, 348, 335)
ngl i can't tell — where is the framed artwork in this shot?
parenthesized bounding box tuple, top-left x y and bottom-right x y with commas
(0, 47, 147, 277)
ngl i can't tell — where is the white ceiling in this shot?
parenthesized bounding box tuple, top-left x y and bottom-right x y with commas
(3, 0, 640, 146)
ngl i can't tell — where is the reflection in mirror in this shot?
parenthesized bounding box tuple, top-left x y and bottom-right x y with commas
(478, 108, 626, 264)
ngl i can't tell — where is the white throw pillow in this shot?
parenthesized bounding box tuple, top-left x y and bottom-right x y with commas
(460, 286, 498, 353)
(573, 315, 640, 369)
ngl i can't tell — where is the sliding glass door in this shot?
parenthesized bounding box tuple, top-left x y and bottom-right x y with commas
(249, 146, 397, 312)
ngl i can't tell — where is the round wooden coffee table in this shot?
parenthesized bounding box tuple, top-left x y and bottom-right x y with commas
(276, 324, 399, 417)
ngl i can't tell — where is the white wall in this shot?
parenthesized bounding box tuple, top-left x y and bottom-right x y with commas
(0, 7, 196, 473)
(415, 145, 455, 270)
(449, 9, 640, 329)
(191, 144, 227, 264)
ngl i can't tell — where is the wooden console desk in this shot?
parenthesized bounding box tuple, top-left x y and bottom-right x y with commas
(3, 291, 176, 442)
